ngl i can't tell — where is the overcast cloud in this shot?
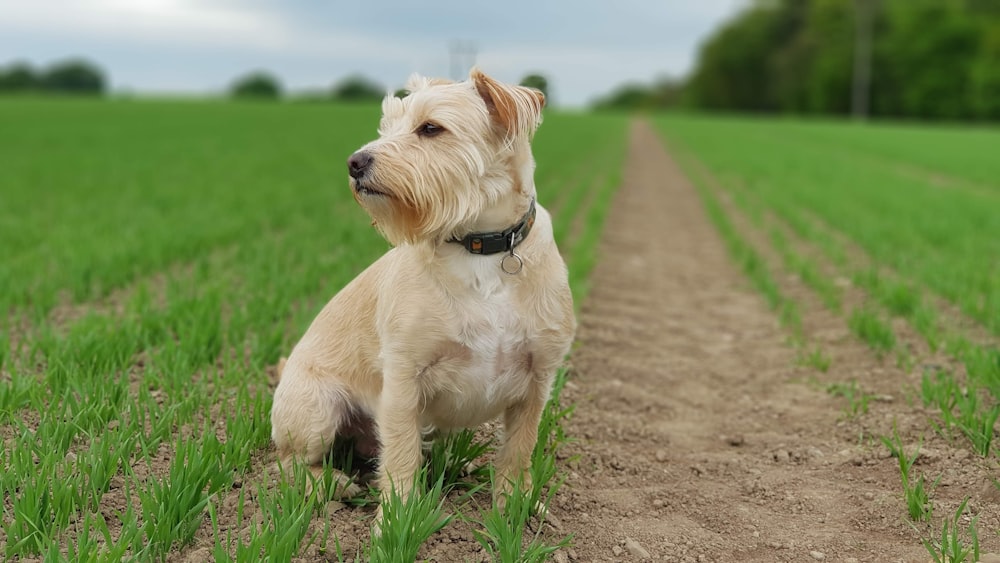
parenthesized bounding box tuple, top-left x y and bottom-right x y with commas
(0, 0, 747, 107)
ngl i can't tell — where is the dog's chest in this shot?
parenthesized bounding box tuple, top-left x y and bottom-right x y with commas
(427, 277, 534, 426)
(448, 257, 533, 365)
(458, 285, 529, 376)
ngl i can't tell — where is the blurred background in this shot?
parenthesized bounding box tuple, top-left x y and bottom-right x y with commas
(2, 0, 995, 119)
(0, 0, 738, 108)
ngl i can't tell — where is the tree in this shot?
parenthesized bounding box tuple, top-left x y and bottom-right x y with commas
(230, 71, 282, 99)
(682, 0, 997, 120)
(592, 83, 654, 111)
(686, 3, 793, 112)
(331, 75, 384, 103)
(519, 73, 549, 103)
(874, 0, 981, 119)
(970, 20, 1000, 119)
(40, 59, 105, 95)
(592, 77, 685, 112)
(0, 61, 40, 92)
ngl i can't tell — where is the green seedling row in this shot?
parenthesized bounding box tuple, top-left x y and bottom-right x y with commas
(653, 115, 1000, 337)
(654, 115, 999, 553)
(0, 99, 628, 560)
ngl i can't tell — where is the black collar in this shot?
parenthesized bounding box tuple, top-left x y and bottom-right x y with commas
(450, 199, 536, 255)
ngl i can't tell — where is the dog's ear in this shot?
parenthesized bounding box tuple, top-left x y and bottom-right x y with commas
(470, 68, 545, 142)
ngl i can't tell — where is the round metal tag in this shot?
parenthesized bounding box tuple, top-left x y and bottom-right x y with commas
(500, 253, 523, 275)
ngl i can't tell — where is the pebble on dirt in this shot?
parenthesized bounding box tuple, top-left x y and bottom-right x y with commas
(624, 537, 651, 558)
(808, 550, 825, 560)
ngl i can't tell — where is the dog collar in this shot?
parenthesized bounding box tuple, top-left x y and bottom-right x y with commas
(450, 199, 536, 256)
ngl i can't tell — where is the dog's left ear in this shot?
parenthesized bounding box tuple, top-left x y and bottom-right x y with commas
(470, 68, 545, 142)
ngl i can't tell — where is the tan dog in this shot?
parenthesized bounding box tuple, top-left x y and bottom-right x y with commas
(270, 68, 575, 517)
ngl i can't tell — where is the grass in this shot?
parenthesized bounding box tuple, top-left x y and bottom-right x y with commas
(881, 426, 934, 523)
(797, 347, 831, 372)
(847, 307, 896, 358)
(654, 115, 1000, 337)
(138, 432, 233, 558)
(919, 368, 1000, 456)
(685, 164, 803, 343)
(921, 369, 962, 439)
(921, 498, 980, 563)
(656, 114, 1000, 542)
(658, 116, 1000, 332)
(853, 269, 942, 352)
(768, 221, 842, 314)
(424, 429, 492, 491)
(367, 470, 453, 563)
(826, 381, 873, 418)
(208, 464, 318, 563)
(472, 476, 570, 563)
(0, 98, 628, 560)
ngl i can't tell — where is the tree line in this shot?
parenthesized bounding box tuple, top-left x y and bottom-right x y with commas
(0, 59, 106, 95)
(596, 0, 1000, 121)
(231, 71, 550, 103)
(0, 60, 551, 105)
(229, 71, 389, 102)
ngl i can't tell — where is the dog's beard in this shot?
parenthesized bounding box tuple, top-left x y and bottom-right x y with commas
(351, 170, 497, 247)
(351, 178, 390, 198)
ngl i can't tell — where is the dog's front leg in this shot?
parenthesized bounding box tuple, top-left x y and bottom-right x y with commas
(494, 377, 549, 504)
(374, 371, 424, 525)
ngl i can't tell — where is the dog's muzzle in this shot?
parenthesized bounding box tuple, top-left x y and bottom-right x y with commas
(347, 151, 373, 179)
(348, 150, 389, 197)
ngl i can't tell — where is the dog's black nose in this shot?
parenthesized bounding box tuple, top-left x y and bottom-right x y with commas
(348, 151, 373, 179)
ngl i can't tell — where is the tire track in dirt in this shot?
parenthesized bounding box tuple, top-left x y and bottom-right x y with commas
(553, 120, 939, 562)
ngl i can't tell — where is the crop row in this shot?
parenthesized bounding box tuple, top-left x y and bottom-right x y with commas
(0, 100, 627, 561)
(655, 115, 999, 559)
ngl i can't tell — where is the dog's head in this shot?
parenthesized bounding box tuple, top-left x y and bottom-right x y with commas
(346, 68, 545, 246)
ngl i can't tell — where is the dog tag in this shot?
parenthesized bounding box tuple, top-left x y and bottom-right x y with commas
(500, 253, 523, 275)
(501, 231, 523, 275)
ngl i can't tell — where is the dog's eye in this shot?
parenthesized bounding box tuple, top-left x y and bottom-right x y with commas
(416, 122, 445, 137)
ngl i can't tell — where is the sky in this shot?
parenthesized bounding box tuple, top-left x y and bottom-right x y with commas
(0, 0, 748, 107)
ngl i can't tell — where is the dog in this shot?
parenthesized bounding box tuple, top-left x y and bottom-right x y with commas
(270, 68, 576, 520)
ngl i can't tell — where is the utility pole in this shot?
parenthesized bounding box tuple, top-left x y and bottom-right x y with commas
(851, 0, 873, 120)
(449, 40, 477, 80)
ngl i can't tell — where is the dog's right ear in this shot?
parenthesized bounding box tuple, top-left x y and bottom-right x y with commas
(470, 68, 545, 142)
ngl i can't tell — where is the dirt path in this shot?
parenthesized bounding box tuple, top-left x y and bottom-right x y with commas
(552, 120, 969, 563)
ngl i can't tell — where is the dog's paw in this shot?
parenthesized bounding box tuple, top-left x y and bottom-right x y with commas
(328, 477, 363, 500)
(266, 460, 363, 500)
(314, 469, 363, 500)
(492, 472, 542, 514)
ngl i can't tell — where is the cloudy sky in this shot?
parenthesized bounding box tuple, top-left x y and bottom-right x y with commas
(0, 0, 747, 107)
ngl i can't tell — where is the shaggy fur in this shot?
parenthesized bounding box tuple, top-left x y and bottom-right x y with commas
(270, 68, 576, 519)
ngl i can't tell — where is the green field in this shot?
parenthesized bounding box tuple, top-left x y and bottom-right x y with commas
(0, 99, 626, 560)
(655, 115, 999, 348)
(658, 116, 999, 332)
(3, 98, 1000, 560)
(655, 114, 1000, 557)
